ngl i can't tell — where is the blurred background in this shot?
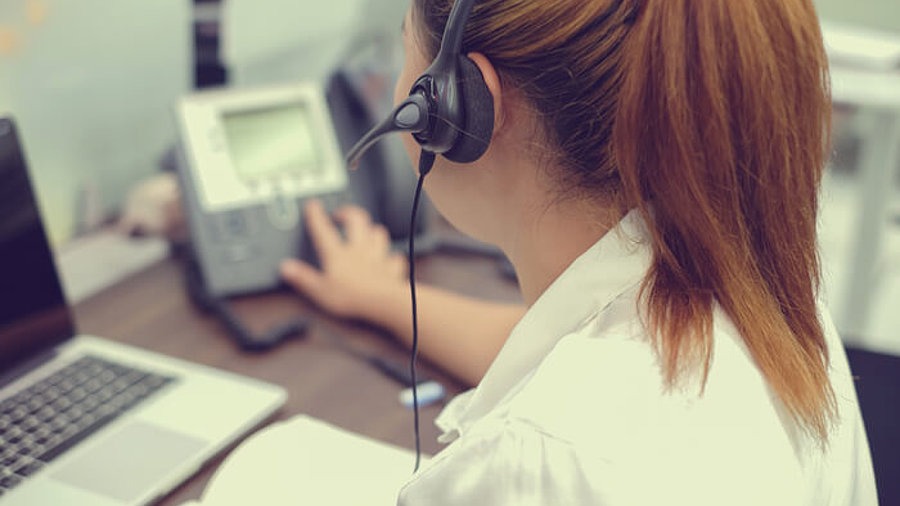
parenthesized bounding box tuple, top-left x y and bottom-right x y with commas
(0, 1, 897, 352)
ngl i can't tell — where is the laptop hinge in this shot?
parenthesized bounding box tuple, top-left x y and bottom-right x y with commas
(0, 348, 59, 390)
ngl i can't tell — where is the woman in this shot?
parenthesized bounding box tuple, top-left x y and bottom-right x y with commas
(281, 0, 877, 503)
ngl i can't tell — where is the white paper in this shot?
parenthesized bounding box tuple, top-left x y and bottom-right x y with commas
(187, 415, 425, 506)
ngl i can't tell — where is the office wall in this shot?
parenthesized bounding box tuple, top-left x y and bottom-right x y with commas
(0, 0, 190, 245)
(815, 0, 900, 34)
(223, 0, 408, 87)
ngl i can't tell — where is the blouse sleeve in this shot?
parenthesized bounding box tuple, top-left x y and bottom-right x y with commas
(397, 418, 614, 506)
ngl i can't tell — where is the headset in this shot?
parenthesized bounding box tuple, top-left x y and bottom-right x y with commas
(345, 0, 492, 472)
(347, 0, 493, 170)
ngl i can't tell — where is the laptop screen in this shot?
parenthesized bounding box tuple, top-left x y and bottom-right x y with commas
(0, 118, 75, 374)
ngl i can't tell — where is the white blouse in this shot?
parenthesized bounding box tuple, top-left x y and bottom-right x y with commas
(397, 210, 877, 506)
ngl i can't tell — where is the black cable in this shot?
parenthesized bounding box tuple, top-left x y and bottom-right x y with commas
(410, 151, 435, 473)
(314, 325, 435, 387)
(182, 254, 308, 351)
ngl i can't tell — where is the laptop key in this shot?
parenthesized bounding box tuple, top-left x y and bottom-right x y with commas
(51, 397, 72, 412)
(100, 370, 118, 384)
(10, 406, 27, 422)
(82, 395, 101, 412)
(84, 379, 103, 394)
(66, 406, 85, 420)
(43, 386, 61, 402)
(16, 458, 45, 477)
(72, 371, 90, 386)
(69, 387, 88, 403)
(16, 443, 36, 457)
(58, 379, 76, 393)
(36, 406, 56, 422)
(97, 387, 116, 402)
(26, 397, 43, 413)
(21, 416, 40, 431)
(0, 473, 21, 489)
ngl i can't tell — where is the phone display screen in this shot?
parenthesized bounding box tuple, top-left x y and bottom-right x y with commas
(221, 104, 321, 183)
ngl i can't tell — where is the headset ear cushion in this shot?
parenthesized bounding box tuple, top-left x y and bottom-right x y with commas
(443, 55, 494, 163)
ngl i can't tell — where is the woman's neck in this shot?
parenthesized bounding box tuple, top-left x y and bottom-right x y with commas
(502, 195, 623, 306)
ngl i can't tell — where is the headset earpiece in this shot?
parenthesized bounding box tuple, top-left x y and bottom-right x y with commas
(442, 55, 494, 163)
(345, 0, 491, 168)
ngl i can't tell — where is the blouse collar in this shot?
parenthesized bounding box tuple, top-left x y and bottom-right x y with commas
(436, 209, 653, 443)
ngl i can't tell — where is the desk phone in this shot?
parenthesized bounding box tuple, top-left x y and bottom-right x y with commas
(175, 83, 349, 297)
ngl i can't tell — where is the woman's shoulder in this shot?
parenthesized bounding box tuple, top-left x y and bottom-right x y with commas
(500, 297, 801, 459)
(459, 314, 810, 505)
(493, 295, 868, 482)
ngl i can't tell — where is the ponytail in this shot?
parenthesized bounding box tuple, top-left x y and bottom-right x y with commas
(614, 0, 835, 442)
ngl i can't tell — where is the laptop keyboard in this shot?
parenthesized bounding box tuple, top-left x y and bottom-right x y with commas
(0, 355, 175, 495)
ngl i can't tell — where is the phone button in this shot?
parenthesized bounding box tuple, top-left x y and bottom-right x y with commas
(221, 243, 257, 263)
(227, 211, 248, 234)
(266, 195, 299, 230)
(216, 210, 257, 239)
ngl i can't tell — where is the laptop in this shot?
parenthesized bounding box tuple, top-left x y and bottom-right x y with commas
(0, 116, 287, 505)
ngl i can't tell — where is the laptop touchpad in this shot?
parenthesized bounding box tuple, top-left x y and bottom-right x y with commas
(50, 422, 208, 502)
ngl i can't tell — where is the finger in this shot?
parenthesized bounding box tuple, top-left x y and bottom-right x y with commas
(304, 200, 342, 258)
(333, 204, 370, 221)
(334, 206, 372, 245)
(280, 259, 326, 299)
(370, 224, 390, 253)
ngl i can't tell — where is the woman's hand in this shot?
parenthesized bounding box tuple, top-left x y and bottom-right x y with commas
(280, 199, 408, 320)
(283, 201, 525, 386)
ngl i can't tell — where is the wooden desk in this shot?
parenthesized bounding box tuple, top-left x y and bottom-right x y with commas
(72, 250, 521, 505)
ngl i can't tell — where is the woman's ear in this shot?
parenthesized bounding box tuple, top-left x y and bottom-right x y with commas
(467, 52, 504, 133)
